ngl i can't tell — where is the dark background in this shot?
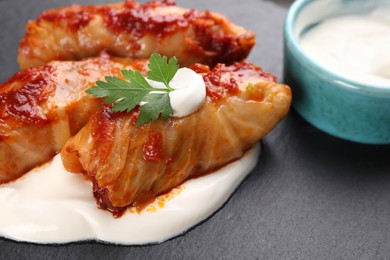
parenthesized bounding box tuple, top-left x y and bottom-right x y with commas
(1, 0, 389, 259)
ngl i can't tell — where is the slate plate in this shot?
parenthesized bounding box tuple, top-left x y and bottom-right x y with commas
(0, 0, 389, 259)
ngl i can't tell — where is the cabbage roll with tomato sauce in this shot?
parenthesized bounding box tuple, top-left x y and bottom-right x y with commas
(61, 62, 292, 216)
(0, 54, 149, 184)
(18, 0, 255, 70)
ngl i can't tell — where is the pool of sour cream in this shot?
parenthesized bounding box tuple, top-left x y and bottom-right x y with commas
(0, 144, 260, 244)
(300, 8, 390, 87)
(0, 66, 258, 244)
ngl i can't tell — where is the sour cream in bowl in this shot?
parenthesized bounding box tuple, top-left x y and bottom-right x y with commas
(284, 0, 390, 144)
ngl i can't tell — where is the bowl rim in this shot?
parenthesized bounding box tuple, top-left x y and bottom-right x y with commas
(284, 0, 390, 94)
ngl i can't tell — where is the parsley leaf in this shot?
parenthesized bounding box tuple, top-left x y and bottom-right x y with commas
(137, 93, 173, 126)
(86, 53, 178, 125)
(147, 53, 179, 91)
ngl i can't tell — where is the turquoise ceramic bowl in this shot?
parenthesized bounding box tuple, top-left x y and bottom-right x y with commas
(284, 0, 390, 144)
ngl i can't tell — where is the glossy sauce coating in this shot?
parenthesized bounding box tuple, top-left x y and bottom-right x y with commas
(62, 61, 291, 215)
(194, 61, 277, 100)
(38, 5, 93, 31)
(0, 66, 56, 125)
(37, 0, 183, 37)
(143, 131, 164, 162)
(18, 0, 255, 69)
(0, 55, 149, 184)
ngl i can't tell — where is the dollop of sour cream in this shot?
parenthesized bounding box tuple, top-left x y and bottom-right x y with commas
(300, 8, 390, 87)
(147, 68, 206, 117)
(0, 144, 260, 245)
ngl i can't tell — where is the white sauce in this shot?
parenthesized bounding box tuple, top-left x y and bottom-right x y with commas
(300, 8, 390, 87)
(0, 144, 260, 244)
(146, 68, 206, 117)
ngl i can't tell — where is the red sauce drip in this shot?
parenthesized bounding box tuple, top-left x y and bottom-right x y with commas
(202, 61, 277, 101)
(0, 66, 56, 125)
(190, 11, 254, 66)
(203, 64, 239, 100)
(91, 106, 116, 164)
(165, 156, 174, 165)
(38, 4, 94, 31)
(225, 61, 277, 83)
(0, 134, 8, 142)
(143, 130, 163, 162)
(38, 1, 185, 35)
(130, 109, 141, 126)
(92, 178, 126, 218)
(104, 1, 195, 38)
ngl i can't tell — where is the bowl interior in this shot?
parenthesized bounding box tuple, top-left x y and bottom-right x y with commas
(286, 0, 390, 92)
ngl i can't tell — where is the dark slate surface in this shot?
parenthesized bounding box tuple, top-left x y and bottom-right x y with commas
(1, 0, 389, 259)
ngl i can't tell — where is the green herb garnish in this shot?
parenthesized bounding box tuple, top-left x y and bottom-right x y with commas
(86, 53, 178, 126)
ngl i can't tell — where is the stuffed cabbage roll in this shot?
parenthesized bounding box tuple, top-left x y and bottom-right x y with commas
(61, 62, 292, 215)
(0, 54, 149, 183)
(18, 0, 255, 70)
